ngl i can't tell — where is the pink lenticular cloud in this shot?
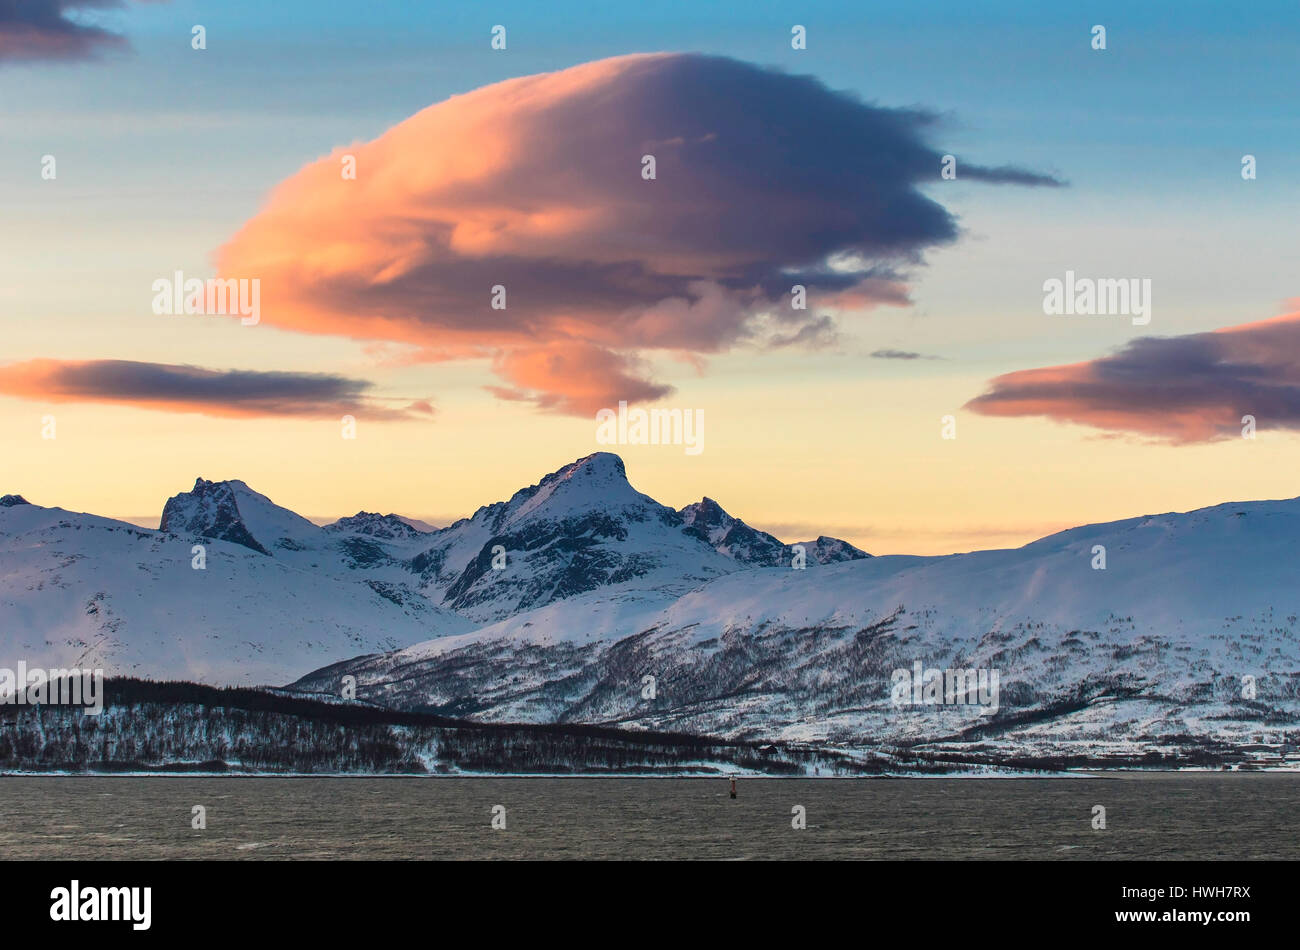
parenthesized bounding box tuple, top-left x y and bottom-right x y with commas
(967, 309, 1300, 443)
(217, 52, 1059, 415)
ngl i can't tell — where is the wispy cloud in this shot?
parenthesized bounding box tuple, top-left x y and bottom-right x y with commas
(870, 348, 940, 360)
(0, 359, 433, 420)
(218, 53, 1061, 416)
(769, 315, 839, 350)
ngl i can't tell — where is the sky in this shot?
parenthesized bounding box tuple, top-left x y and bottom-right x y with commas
(1, 0, 1298, 554)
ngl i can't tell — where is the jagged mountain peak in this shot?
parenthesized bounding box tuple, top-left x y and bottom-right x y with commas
(193, 475, 247, 489)
(677, 498, 869, 565)
(160, 476, 323, 555)
(326, 511, 429, 540)
(0, 494, 31, 507)
(679, 498, 785, 565)
(679, 496, 728, 527)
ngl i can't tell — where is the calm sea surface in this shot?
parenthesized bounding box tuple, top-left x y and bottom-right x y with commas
(2, 773, 1296, 860)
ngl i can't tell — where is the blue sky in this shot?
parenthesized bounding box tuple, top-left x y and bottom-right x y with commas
(5, 0, 1295, 342)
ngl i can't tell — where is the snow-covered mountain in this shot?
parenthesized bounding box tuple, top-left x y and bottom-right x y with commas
(159, 478, 432, 571)
(0, 453, 864, 686)
(11, 449, 1298, 765)
(0, 499, 469, 685)
(293, 496, 1300, 761)
(405, 453, 745, 623)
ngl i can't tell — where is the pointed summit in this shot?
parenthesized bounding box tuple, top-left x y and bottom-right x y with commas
(679, 497, 730, 531)
(553, 451, 627, 481)
(533, 452, 631, 501)
(0, 494, 31, 507)
(502, 452, 649, 525)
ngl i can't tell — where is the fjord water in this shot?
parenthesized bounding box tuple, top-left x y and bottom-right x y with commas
(3, 774, 1295, 860)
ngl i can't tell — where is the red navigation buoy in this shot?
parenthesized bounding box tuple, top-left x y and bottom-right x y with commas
(729, 776, 737, 799)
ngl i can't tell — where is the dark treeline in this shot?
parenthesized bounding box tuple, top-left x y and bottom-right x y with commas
(1, 678, 1254, 774)
(0, 677, 858, 775)
(106, 678, 739, 745)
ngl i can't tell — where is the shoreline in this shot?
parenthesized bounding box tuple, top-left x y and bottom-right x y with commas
(7, 767, 1298, 779)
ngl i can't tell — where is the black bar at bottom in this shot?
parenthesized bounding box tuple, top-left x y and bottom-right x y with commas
(1, 859, 1277, 937)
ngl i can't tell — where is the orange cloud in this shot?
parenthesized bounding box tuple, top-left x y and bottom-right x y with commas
(217, 53, 1058, 415)
(488, 343, 673, 415)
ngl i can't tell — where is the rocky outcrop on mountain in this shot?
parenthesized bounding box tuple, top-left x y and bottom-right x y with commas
(679, 497, 870, 566)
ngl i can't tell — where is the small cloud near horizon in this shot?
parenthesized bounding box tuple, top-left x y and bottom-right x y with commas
(870, 348, 941, 360)
(0, 359, 433, 421)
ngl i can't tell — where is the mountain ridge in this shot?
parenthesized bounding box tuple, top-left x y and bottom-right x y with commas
(0, 452, 868, 683)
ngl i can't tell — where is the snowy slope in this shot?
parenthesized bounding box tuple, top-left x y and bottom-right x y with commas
(293, 497, 1300, 757)
(0, 501, 470, 685)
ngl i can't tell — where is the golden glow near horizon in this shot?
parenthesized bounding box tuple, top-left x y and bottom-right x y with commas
(8, 350, 1300, 557)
